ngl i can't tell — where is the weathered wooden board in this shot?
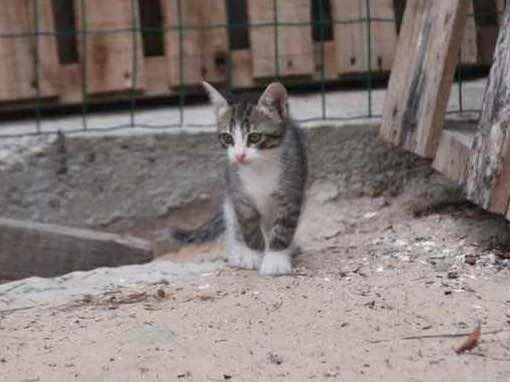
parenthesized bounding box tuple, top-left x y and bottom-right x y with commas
(144, 56, 173, 95)
(497, 0, 507, 22)
(231, 50, 254, 88)
(460, 1, 478, 64)
(466, 5, 510, 214)
(0, 0, 59, 101)
(248, 0, 314, 79)
(163, 0, 229, 87)
(380, 0, 469, 158)
(473, 0, 501, 65)
(330, 0, 397, 74)
(313, 41, 337, 81)
(77, 0, 144, 95)
(0, 217, 152, 279)
(432, 123, 476, 183)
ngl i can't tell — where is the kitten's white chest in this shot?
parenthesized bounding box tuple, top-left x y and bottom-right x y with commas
(238, 151, 281, 218)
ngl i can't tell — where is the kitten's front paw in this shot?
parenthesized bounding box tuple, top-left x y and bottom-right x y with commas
(259, 250, 292, 276)
(229, 243, 263, 270)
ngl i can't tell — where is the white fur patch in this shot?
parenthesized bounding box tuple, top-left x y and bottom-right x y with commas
(228, 241, 263, 269)
(223, 199, 263, 270)
(259, 249, 292, 276)
(237, 148, 281, 220)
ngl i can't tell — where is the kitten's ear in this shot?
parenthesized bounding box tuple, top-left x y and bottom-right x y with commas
(202, 81, 228, 114)
(257, 82, 288, 119)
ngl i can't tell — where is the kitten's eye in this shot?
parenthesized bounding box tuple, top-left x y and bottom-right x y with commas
(219, 133, 233, 145)
(248, 133, 262, 144)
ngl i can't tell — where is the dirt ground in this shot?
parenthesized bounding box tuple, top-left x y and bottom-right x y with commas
(2, 178, 510, 381)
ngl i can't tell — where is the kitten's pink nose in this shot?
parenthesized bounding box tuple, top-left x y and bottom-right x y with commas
(235, 152, 247, 164)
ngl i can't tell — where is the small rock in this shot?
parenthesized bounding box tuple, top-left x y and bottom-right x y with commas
(268, 352, 283, 365)
(309, 180, 340, 203)
(465, 254, 478, 265)
(447, 270, 459, 279)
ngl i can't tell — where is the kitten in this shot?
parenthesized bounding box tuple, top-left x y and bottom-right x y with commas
(174, 82, 307, 276)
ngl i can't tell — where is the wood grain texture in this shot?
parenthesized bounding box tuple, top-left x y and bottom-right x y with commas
(163, 0, 229, 87)
(432, 123, 476, 183)
(331, 0, 397, 74)
(460, 0, 478, 64)
(248, 0, 314, 79)
(473, 0, 500, 65)
(380, 0, 469, 158)
(313, 41, 337, 81)
(77, 0, 144, 95)
(466, 4, 510, 214)
(231, 50, 254, 88)
(0, 0, 59, 101)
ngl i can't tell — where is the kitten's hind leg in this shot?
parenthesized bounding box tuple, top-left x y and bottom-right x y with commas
(224, 199, 264, 270)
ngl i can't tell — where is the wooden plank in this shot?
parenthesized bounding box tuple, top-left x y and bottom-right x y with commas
(77, 0, 144, 95)
(144, 56, 172, 96)
(248, 0, 314, 79)
(231, 50, 254, 88)
(313, 41, 337, 81)
(0, 0, 59, 101)
(432, 123, 476, 183)
(497, 0, 507, 23)
(473, 0, 500, 65)
(200, 2, 229, 84)
(0, 217, 152, 279)
(163, 0, 229, 87)
(58, 64, 84, 103)
(466, 4, 510, 214)
(379, 0, 469, 158)
(330, 0, 397, 74)
(460, 1, 478, 64)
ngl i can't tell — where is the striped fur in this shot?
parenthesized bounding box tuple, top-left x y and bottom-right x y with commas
(207, 81, 307, 276)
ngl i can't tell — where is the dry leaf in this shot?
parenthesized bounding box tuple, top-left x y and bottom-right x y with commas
(454, 323, 481, 354)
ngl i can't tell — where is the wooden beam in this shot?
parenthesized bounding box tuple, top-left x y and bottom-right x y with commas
(473, 0, 500, 65)
(163, 0, 229, 87)
(77, 0, 145, 95)
(313, 41, 337, 81)
(248, 0, 314, 79)
(460, 0, 478, 65)
(0, 0, 59, 101)
(466, 5, 510, 214)
(144, 56, 172, 96)
(432, 123, 476, 184)
(330, 0, 397, 75)
(380, 0, 469, 158)
(231, 50, 254, 88)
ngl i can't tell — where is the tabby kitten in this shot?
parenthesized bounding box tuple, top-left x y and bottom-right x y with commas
(203, 81, 307, 276)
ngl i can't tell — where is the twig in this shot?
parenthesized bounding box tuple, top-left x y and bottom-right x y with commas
(368, 328, 506, 344)
(0, 305, 38, 315)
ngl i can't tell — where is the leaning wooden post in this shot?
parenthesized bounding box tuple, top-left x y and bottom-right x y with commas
(379, 0, 469, 159)
(465, 4, 510, 216)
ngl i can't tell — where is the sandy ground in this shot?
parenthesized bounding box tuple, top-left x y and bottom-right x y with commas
(0, 77, 508, 381)
(1, 181, 510, 382)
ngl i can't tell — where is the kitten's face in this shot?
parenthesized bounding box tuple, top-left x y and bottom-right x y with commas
(216, 102, 285, 165)
(203, 82, 288, 166)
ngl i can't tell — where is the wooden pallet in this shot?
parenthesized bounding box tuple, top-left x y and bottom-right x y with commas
(0, 0, 503, 110)
(380, 0, 510, 221)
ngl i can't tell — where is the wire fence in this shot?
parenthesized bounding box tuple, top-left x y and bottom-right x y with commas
(0, 0, 505, 138)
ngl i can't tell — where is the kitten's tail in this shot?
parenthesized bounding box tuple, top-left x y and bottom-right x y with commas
(169, 211, 225, 244)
